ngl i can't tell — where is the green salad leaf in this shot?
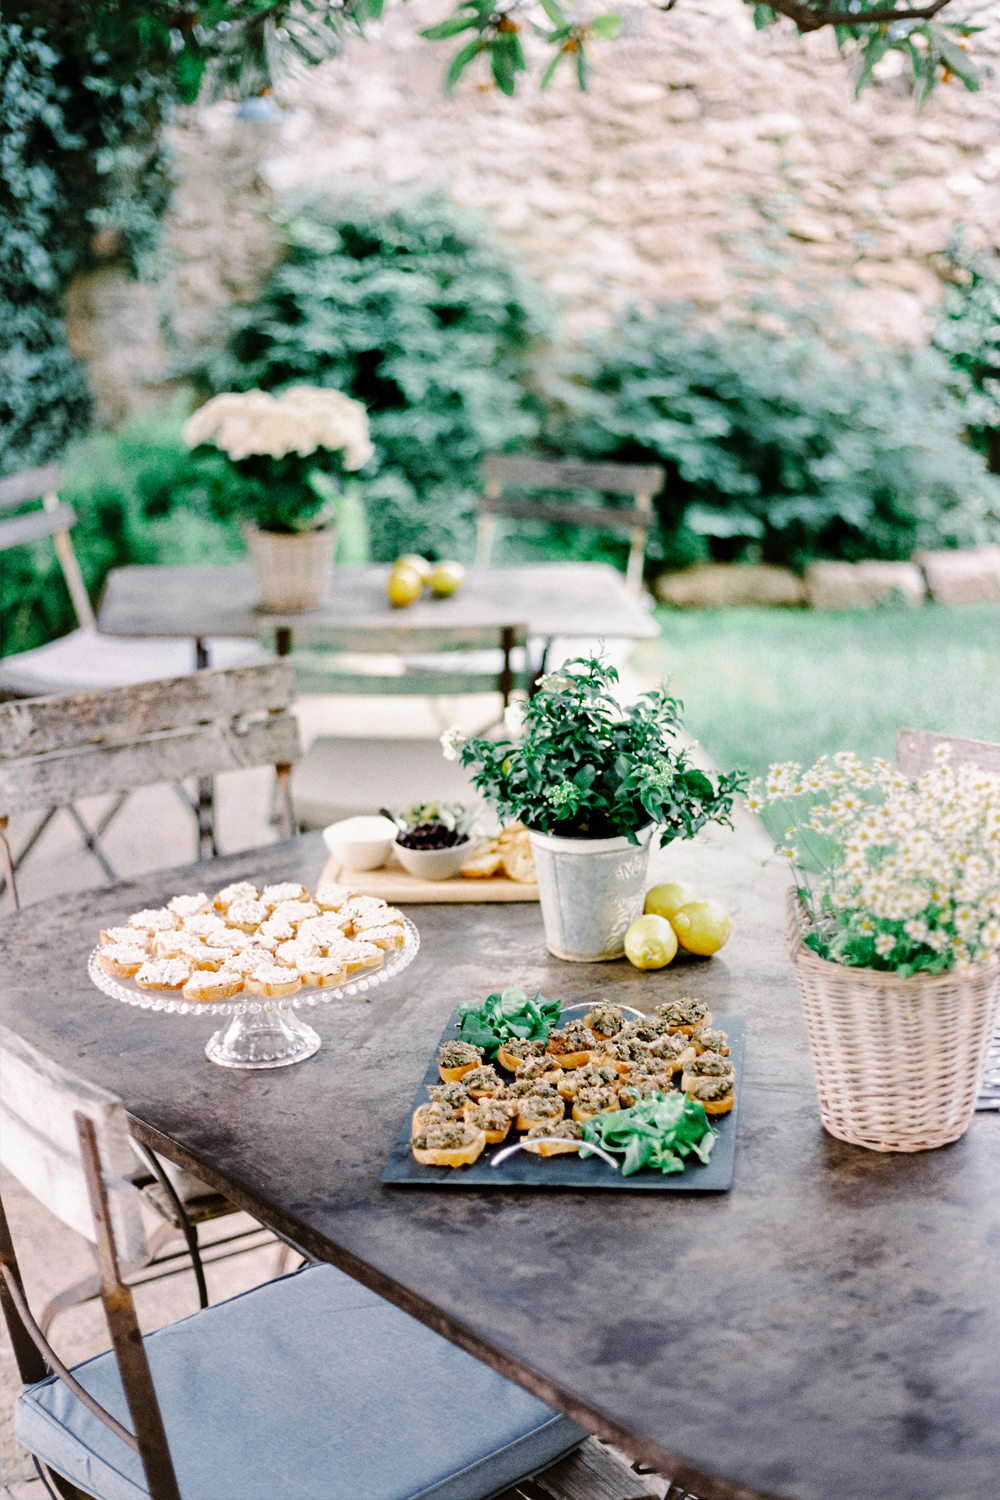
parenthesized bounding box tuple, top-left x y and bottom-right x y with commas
(581, 1093, 718, 1177)
(456, 986, 562, 1057)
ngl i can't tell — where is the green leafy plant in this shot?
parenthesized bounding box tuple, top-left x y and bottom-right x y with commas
(581, 1092, 718, 1176)
(445, 655, 746, 844)
(456, 986, 562, 1056)
(1, 405, 243, 658)
(546, 306, 1000, 573)
(932, 245, 1000, 474)
(193, 192, 555, 560)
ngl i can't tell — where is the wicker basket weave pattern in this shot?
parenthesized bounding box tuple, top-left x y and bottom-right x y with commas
(786, 891, 1000, 1153)
(243, 523, 337, 613)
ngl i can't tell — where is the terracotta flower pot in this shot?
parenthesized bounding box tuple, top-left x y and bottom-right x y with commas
(242, 522, 337, 613)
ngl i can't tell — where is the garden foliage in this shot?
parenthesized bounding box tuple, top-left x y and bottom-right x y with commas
(544, 306, 1000, 571)
(450, 655, 745, 844)
(931, 249, 1000, 474)
(194, 193, 556, 560)
(0, 409, 243, 658)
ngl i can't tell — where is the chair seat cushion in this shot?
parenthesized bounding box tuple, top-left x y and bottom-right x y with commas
(0, 628, 266, 698)
(16, 1263, 585, 1500)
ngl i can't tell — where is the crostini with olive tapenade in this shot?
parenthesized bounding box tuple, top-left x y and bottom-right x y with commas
(437, 1040, 485, 1083)
(463, 1099, 514, 1144)
(410, 1123, 487, 1167)
(522, 1120, 585, 1157)
(545, 1023, 598, 1070)
(496, 1037, 546, 1073)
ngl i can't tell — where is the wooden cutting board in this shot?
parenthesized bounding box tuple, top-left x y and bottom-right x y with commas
(318, 852, 538, 903)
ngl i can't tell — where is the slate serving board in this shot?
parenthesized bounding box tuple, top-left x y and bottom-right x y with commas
(381, 1012, 744, 1191)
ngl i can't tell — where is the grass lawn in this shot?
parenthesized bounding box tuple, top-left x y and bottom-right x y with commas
(635, 604, 1000, 786)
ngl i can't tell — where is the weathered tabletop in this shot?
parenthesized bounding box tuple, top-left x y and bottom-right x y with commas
(2, 833, 997, 1500)
(96, 563, 659, 643)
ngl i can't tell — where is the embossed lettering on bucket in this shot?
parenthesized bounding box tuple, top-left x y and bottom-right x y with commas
(527, 825, 655, 962)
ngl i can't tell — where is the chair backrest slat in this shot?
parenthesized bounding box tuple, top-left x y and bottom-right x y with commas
(0, 1027, 148, 1263)
(1, 714, 300, 813)
(0, 465, 63, 511)
(482, 455, 664, 495)
(478, 496, 646, 531)
(895, 729, 1000, 777)
(0, 503, 78, 551)
(0, 661, 296, 760)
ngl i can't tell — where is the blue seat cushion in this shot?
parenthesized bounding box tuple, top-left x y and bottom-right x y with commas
(16, 1263, 585, 1500)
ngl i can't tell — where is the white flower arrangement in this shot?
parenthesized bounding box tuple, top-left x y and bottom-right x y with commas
(183, 386, 374, 470)
(750, 746, 1000, 975)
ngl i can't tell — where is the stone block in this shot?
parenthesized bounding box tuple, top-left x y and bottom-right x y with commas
(654, 564, 806, 609)
(914, 547, 1000, 605)
(804, 561, 926, 611)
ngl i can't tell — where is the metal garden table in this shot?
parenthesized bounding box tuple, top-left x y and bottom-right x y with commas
(96, 562, 658, 666)
(2, 831, 997, 1500)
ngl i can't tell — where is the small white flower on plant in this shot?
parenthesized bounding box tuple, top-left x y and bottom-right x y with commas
(874, 932, 896, 957)
(440, 727, 466, 762)
(933, 743, 953, 764)
(746, 792, 765, 813)
(536, 671, 570, 693)
(503, 700, 526, 736)
(780, 845, 799, 862)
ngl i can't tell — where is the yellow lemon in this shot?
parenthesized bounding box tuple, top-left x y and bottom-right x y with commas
(430, 560, 466, 598)
(671, 900, 732, 956)
(624, 914, 678, 970)
(396, 554, 433, 581)
(644, 881, 700, 923)
(387, 564, 424, 608)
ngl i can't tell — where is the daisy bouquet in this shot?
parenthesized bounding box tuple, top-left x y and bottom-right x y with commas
(750, 747, 1000, 977)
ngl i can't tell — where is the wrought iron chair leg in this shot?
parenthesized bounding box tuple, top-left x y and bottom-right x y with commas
(131, 1142, 209, 1310)
(0, 819, 19, 909)
(65, 803, 120, 882)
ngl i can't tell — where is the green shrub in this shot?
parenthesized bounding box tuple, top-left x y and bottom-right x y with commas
(544, 306, 1000, 572)
(1, 407, 243, 657)
(193, 192, 557, 561)
(931, 249, 1000, 474)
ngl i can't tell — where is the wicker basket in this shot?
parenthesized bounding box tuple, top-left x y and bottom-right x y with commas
(786, 890, 1000, 1153)
(242, 523, 337, 613)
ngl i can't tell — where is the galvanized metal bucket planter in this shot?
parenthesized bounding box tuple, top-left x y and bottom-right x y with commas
(527, 825, 655, 962)
(243, 522, 337, 613)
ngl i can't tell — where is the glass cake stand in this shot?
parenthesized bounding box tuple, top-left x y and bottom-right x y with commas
(87, 917, 420, 1070)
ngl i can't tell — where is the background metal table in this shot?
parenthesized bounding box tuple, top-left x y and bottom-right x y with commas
(2, 832, 997, 1500)
(97, 562, 659, 659)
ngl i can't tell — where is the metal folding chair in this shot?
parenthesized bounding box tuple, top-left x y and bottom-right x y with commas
(476, 456, 665, 597)
(0, 662, 299, 909)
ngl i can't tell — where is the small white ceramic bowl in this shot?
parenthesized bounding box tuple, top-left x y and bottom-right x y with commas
(322, 816, 398, 871)
(393, 840, 471, 881)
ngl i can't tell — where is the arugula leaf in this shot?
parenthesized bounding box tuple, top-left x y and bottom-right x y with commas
(456, 986, 562, 1057)
(581, 1093, 718, 1176)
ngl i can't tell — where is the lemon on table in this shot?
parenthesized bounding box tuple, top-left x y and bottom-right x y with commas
(430, 560, 466, 598)
(671, 900, 732, 956)
(624, 914, 678, 970)
(395, 554, 433, 581)
(387, 564, 424, 608)
(644, 881, 700, 923)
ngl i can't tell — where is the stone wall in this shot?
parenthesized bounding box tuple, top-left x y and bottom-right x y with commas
(69, 0, 1000, 425)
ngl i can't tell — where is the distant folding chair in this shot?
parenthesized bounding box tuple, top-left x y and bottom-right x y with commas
(0, 463, 265, 700)
(476, 456, 666, 597)
(0, 1044, 588, 1500)
(896, 728, 1000, 1115)
(0, 662, 299, 908)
